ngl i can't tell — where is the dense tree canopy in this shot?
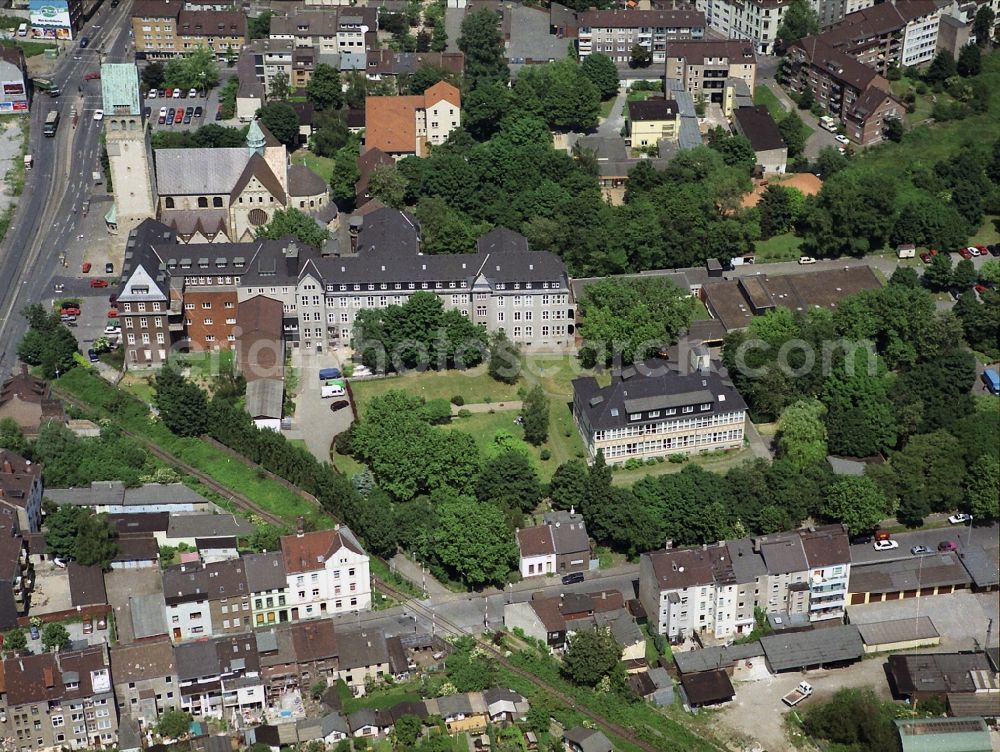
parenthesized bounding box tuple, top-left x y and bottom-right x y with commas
(776, 0, 820, 45)
(255, 102, 300, 147)
(428, 492, 517, 588)
(306, 63, 344, 111)
(256, 208, 330, 247)
(458, 9, 509, 86)
(580, 53, 620, 100)
(18, 304, 78, 379)
(821, 476, 890, 534)
(561, 627, 622, 686)
(154, 366, 209, 437)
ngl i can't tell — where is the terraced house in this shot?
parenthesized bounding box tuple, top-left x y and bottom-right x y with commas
(131, 0, 247, 60)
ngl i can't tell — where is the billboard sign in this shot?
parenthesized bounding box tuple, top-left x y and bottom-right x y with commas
(29, 0, 72, 39)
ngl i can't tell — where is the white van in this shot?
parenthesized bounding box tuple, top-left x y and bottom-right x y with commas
(17, 23, 27, 37)
(321, 381, 346, 398)
(818, 116, 837, 133)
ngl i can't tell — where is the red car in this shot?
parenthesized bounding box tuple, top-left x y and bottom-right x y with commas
(959, 247, 973, 260)
(82, 262, 92, 273)
(84, 71, 100, 81)
(106, 309, 118, 318)
(174, 107, 184, 121)
(165, 87, 173, 97)
(61, 306, 81, 316)
(919, 252, 932, 264)
(90, 278, 108, 288)
(975, 283, 988, 294)
(976, 245, 988, 254)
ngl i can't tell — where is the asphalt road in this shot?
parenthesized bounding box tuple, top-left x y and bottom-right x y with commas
(849, 521, 998, 566)
(0, 0, 132, 379)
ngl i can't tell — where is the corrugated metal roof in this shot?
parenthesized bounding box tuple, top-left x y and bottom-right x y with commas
(101, 63, 142, 115)
(245, 378, 284, 419)
(760, 625, 863, 671)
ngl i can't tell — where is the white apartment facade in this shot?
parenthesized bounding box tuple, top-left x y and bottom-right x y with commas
(901, 8, 941, 65)
(280, 526, 372, 620)
(696, 0, 787, 55)
(578, 9, 706, 63)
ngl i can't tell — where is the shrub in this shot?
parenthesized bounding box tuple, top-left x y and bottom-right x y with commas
(540, 449, 551, 461)
(451, 395, 465, 406)
(668, 453, 688, 464)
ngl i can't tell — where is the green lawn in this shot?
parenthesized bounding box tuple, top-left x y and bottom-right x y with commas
(754, 232, 804, 263)
(610, 445, 754, 487)
(599, 97, 617, 119)
(54, 368, 327, 528)
(691, 298, 711, 320)
(172, 349, 234, 378)
(754, 85, 787, 121)
(970, 215, 1000, 246)
(0, 38, 56, 57)
(338, 680, 423, 714)
(350, 369, 522, 415)
(291, 150, 335, 183)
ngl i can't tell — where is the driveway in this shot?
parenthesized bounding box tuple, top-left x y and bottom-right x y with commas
(284, 348, 353, 464)
(848, 591, 1000, 651)
(759, 78, 840, 161)
(597, 90, 626, 138)
(849, 521, 997, 566)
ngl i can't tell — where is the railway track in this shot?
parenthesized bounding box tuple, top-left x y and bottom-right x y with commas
(55, 385, 694, 752)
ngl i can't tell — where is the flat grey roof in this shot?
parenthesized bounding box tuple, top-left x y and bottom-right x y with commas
(167, 513, 253, 539)
(958, 546, 999, 588)
(760, 625, 863, 671)
(855, 617, 939, 647)
(130, 592, 168, 639)
(850, 553, 972, 594)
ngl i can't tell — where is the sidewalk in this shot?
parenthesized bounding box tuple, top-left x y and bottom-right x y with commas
(453, 400, 521, 415)
(389, 553, 452, 596)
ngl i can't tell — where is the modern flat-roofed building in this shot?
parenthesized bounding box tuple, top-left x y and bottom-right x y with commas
(732, 105, 787, 174)
(665, 40, 756, 113)
(572, 355, 746, 465)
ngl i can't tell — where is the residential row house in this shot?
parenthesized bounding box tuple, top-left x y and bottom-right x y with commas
(638, 524, 851, 642)
(0, 449, 43, 533)
(0, 365, 65, 439)
(577, 9, 706, 64)
(131, 0, 248, 60)
(784, 35, 904, 144)
(269, 8, 377, 56)
(281, 525, 371, 620)
(516, 510, 593, 578)
(163, 557, 252, 642)
(0, 505, 31, 631)
(0, 645, 117, 752)
(117, 213, 574, 367)
(571, 352, 747, 465)
(175, 633, 264, 718)
(110, 638, 180, 727)
(664, 40, 757, 114)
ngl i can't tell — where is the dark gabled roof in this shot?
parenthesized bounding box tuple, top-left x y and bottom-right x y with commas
(665, 39, 755, 66)
(888, 652, 995, 696)
(230, 153, 287, 204)
(760, 625, 863, 671)
(477, 227, 530, 255)
(733, 105, 785, 152)
(573, 358, 747, 432)
(290, 620, 338, 663)
(287, 163, 327, 197)
(242, 551, 287, 592)
(108, 512, 170, 535)
(628, 97, 679, 122)
(337, 630, 390, 670)
(356, 207, 420, 255)
(563, 726, 613, 752)
(791, 35, 880, 91)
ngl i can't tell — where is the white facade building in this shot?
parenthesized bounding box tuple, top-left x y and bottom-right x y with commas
(280, 526, 372, 620)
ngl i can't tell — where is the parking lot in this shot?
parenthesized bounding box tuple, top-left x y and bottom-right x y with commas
(31, 561, 74, 617)
(53, 279, 120, 356)
(106, 568, 164, 644)
(145, 87, 224, 131)
(848, 591, 999, 651)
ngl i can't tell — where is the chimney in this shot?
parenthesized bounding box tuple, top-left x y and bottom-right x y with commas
(2, 460, 11, 474)
(601, 591, 606, 600)
(665, 539, 673, 550)
(296, 516, 305, 537)
(569, 506, 575, 516)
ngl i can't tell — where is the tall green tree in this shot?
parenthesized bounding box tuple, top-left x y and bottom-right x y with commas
(458, 9, 509, 86)
(153, 366, 209, 437)
(888, 430, 966, 526)
(256, 208, 330, 246)
(580, 53, 620, 100)
(329, 138, 362, 207)
(922, 252, 954, 291)
(488, 331, 521, 384)
(163, 47, 219, 90)
(966, 454, 999, 520)
(973, 6, 995, 47)
(821, 476, 890, 533)
(306, 63, 344, 111)
(475, 450, 542, 513)
(549, 460, 589, 511)
(924, 50, 957, 84)
(156, 711, 194, 739)
(578, 277, 695, 366)
(3, 627, 27, 654)
(957, 43, 982, 77)
(777, 111, 808, 158)
(45, 505, 85, 560)
(821, 352, 897, 457)
(629, 44, 652, 69)
(521, 385, 549, 446)
(803, 688, 900, 752)
(268, 71, 290, 101)
(367, 165, 407, 208)
(248, 11, 273, 40)
(0, 417, 28, 455)
(776, 0, 820, 45)
(758, 184, 796, 238)
(776, 399, 828, 469)
(17, 304, 78, 379)
(41, 623, 70, 652)
(561, 627, 622, 686)
(74, 512, 119, 570)
(428, 494, 516, 588)
(255, 102, 299, 147)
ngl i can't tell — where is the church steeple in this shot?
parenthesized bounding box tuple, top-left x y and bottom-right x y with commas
(246, 118, 266, 156)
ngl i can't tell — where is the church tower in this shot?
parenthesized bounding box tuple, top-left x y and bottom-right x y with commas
(101, 64, 156, 231)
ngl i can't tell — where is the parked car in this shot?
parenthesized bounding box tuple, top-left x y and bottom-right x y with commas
(158, 106, 167, 124)
(104, 325, 119, 334)
(976, 283, 989, 294)
(183, 110, 192, 124)
(96, 615, 107, 630)
(59, 313, 76, 322)
(969, 246, 982, 257)
(988, 244, 1000, 257)
(105, 262, 114, 274)
(90, 278, 108, 288)
(29, 624, 40, 639)
(83, 73, 100, 82)
(143, 106, 151, 119)
(83, 617, 93, 634)
(873, 539, 899, 551)
(798, 256, 817, 265)
(194, 106, 203, 118)
(54, 283, 65, 292)
(835, 134, 850, 144)
(166, 109, 175, 125)
(188, 88, 198, 98)
(215, 106, 223, 120)
(87, 349, 99, 363)
(849, 532, 873, 545)
(910, 545, 933, 555)
(948, 513, 972, 524)
(147, 88, 157, 99)
(959, 247, 974, 260)
(919, 252, 933, 264)
(93, 108, 104, 121)
(330, 400, 349, 412)
(61, 305, 81, 315)
(82, 262, 91, 273)
(938, 541, 958, 552)
(107, 309, 118, 318)
(79, 36, 89, 47)
(561, 572, 585, 585)
(165, 87, 173, 98)
(173, 88, 182, 99)
(174, 107, 184, 121)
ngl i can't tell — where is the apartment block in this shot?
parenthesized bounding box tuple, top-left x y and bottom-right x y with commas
(578, 9, 706, 63)
(571, 354, 747, 465)
(175, 633, 263, 718)
(280, 525, 371, 620)
(110, 638, 180, 726)
(269, 8, 377, 55)
(132, 0, 247, 60)
(664, 40, 757, 113)
(626, 98, 680, 148)
(0, 449, 43, 533)
(639, 525, 851, 641)
(694, 0, 785, 55)
(244, 551, 292, 627)
(817, 0, 942, 74)
(0, 506, 31, 631)
(785, 36, 903, 144)
(0, 645, 116, 752)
